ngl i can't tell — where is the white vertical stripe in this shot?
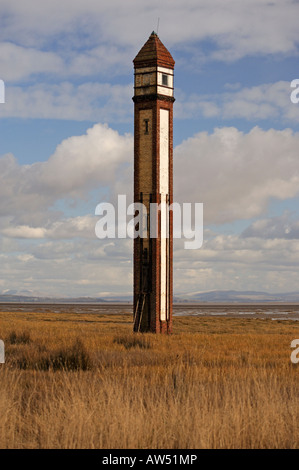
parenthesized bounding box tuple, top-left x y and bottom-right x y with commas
(159, 109, 169, 322)
(159, 109, 169, 195)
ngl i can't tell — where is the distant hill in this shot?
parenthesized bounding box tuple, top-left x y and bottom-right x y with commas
(0, 294, 107, 303)
(1, 290, 299, 303)
(175, 290, 299, 303)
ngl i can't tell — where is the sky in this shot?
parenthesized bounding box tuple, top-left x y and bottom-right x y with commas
(1, 0, 299, 298)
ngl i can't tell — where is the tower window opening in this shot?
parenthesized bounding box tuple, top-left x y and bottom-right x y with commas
(144, 119, 149, 134)
(162, 74, 168, 86)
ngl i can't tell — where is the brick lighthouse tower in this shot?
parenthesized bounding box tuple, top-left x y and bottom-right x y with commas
(133, 32, 175, 333)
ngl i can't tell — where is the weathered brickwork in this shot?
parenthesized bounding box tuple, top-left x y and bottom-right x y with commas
(133, 33, 174, 334)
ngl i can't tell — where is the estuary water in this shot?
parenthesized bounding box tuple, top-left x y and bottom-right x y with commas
(1, 302, 299, 321)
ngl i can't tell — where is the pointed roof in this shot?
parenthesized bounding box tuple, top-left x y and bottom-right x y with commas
(133, 32, 175, 69)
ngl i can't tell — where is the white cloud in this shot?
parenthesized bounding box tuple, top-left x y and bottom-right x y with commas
(0, 242, 133, 297)
(222, 82, 299, 122)
(1, 215, 97, 240)
(0, 40, 133, 83)
(1, 225, 47, 239)
(174, 126, 299, 224)
(3, 227, 299, 297)
(0, 82, 132, 121)
(0, 123, 132, 224)
(38, 123, 132, 197)
(0, 42, 64, 82)
(67, 45, 132, 78)
(175, 81, 299, 123)
(2, 123, 299, 232)
(1, 0, 299, 297)
(173, 232, 299, 293)
(3, 79, 298, 126)
(0, 0, 298, 81)
(1, 122, 299, 295)
(241, 213, 299, 239)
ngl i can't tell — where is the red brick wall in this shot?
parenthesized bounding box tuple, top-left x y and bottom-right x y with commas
(133, 93, 174, 334)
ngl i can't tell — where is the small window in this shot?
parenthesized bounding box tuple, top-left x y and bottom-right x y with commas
(144, 119, 149, 134)
(162, 74, 168, 86)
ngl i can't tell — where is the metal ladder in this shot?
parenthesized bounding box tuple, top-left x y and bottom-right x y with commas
(134, 292, 147, 332)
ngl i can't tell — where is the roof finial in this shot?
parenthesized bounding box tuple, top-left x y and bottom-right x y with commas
(157, 17, 160, 35)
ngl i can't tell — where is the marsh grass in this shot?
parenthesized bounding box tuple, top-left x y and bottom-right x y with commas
(7, 330, 31, 345)
(10, 338, 94, 371)
(0, 311, 299, 449)
(113, 333, 152, 349)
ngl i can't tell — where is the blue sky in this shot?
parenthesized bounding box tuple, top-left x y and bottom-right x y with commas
(1, 0, 299, 297)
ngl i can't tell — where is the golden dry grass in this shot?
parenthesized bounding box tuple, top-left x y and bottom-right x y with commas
(0, 309, 299, 449)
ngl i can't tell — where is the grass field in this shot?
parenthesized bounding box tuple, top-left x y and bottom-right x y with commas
(0, 309, 298, 449)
